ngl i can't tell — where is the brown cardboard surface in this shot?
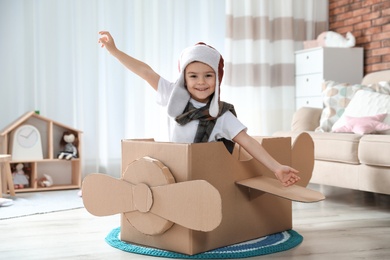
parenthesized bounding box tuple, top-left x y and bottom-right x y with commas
(82, 172, 222, 233)
(236, 176, 325, 202)
(82, 132, 323, 255)
(83, 174, 135, 216)
(291, 132, 315, 187)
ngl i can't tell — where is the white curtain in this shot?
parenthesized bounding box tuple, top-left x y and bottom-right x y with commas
(0, 0, 328, 178)
(0, 0, 226, 177)
(223, 0, 328, 136)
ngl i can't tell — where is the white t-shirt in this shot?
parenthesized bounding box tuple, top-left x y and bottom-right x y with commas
(156, 77, 247, 143)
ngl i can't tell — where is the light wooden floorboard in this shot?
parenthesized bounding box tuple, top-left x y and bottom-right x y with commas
(1, 184, 389, 259)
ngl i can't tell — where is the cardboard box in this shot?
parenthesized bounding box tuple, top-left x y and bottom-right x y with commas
(82, 133, 324, 255)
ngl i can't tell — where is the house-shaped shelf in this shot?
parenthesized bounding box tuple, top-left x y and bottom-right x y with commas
(0, 111, 83, 193)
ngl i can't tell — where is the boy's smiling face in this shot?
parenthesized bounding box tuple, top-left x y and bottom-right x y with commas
(184, 62, 216, 103)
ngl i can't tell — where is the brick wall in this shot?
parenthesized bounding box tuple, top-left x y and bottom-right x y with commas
(329, 0, 390, 74)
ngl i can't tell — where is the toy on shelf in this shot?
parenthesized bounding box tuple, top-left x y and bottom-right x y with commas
(58, 131, 78, 160)
(37, 174, 54, 187)
(12, 163, 29, 189)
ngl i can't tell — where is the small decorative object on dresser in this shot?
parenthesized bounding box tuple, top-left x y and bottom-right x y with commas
(316, 31, 356, 48)
(304, 31, 356, 49)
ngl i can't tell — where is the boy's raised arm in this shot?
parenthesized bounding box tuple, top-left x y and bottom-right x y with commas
(233, 131, 300, 187)
(98, 31, 160, 90)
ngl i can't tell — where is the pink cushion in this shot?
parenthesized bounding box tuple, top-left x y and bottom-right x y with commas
(332, 113, 390, 135)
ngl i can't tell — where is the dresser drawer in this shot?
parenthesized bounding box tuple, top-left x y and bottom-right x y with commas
(296, 96, 323, 109)
(295, 74, 323, 97)
(294, 47, 363, 111)
(295, 49, 323, 75)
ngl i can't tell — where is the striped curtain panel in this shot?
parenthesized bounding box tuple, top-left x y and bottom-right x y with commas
(223, 0, 328, 135)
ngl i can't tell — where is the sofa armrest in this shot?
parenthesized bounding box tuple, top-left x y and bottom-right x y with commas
(291, 107, 322, 132)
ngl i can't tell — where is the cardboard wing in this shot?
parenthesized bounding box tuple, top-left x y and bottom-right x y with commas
(236, 175, 324, 202)
(82, 132, 324, 255)
(237, 132, 324, 203)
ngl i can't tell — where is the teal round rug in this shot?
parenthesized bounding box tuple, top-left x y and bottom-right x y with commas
(105, 228, 303, 258)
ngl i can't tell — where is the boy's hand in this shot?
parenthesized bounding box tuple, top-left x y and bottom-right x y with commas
(98, 31, 118, 54)
(274, 166, 300, 187)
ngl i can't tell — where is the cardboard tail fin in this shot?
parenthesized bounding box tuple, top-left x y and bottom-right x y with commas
(291, 132, 315, 187)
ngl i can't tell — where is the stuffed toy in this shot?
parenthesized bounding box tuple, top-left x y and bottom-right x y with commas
(37, 174, 54, 187)
(12, 163, 29, 189)
(316, 31, 356, 48)
(58, 131, 78, 160)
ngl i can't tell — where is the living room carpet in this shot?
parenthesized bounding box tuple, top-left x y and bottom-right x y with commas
(105, 227, 303, 258)
(0, 189, 84, 219)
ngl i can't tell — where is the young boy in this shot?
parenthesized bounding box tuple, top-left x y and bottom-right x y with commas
(98, 31, 300, 187)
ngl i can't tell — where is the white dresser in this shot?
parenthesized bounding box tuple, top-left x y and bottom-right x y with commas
(295, 47, 363, 110)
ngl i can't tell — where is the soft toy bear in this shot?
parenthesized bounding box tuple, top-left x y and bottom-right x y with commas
(12, 163, 29, 189)
(37, 174, 54, 187)
(58, 131, 78, 160)
(316, 31, 356, 48)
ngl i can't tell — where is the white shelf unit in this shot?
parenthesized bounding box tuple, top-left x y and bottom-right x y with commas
(295, 47, 364, 110)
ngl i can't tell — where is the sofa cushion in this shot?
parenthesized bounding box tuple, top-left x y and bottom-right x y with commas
(308, 132, 362, 164)
(332, 113, 390, 135)
(291, 107, 322, 132)
(316, 81, 390, 133)
(366, 81, 390, 94)
(332, 90, 390, 133)
(316, 81, 374, 132)
(359, 135, 390, 167)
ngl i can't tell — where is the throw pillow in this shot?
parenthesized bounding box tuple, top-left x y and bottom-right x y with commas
(367, 81, 390, 95)
(332, 113, 390, 135)
(315, 81, 374, 132)
(331, 90, 390, 133)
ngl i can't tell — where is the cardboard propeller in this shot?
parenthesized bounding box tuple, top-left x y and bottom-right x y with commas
(82, 156, 222, 235)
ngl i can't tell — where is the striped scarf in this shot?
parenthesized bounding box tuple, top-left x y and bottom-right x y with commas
(175, 100, 237, 146)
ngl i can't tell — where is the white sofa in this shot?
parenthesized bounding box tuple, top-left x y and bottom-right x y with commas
(274, 70, 390, 195)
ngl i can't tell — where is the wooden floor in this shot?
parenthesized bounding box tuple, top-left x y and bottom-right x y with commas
(1, 184, 390, 259)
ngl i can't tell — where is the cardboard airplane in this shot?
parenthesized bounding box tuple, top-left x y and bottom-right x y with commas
(82, 132, 324, 255)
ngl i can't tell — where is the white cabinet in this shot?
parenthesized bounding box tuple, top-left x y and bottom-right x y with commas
(295, 47, 363, 110)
